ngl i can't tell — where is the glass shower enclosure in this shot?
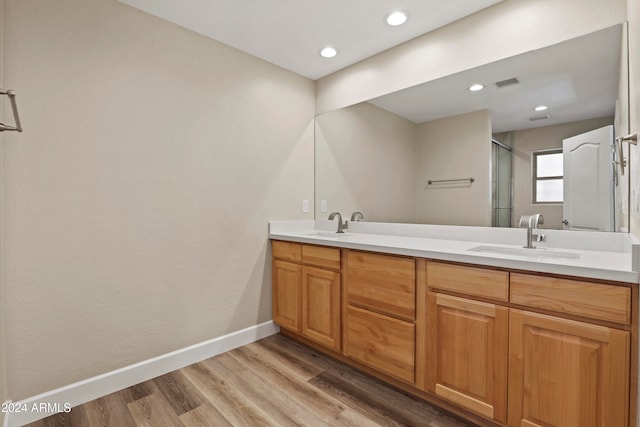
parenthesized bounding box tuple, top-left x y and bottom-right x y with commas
(491, 139, 513, 227)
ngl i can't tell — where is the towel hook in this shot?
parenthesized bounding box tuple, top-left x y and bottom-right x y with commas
(614, 131, 637, 176)
(0, 89, 23, 132)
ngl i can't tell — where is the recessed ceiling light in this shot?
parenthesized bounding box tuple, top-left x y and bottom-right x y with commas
(534, 105, 548, 111)
(319, 46, 337, 58)
(385, 11, 408, 26)
(468, 84, 484, 92)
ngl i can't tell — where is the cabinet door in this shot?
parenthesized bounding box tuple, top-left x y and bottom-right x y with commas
(426, 293, 508, 423)
(302, 266, 341, 351)
(272, 260, 302, 332)
(345, 305, 415, 384)
(508, 309, 629, 427)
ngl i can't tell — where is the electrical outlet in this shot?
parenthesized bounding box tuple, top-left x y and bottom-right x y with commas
(302, 199, 309, 213)
(320, 200, 328, 212)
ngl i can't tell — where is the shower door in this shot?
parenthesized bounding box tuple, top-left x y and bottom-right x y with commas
(492, 140, 513, 227)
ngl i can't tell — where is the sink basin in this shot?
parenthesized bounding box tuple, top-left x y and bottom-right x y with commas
(468, 245, 580, 259)
(304, 231, 352, 239)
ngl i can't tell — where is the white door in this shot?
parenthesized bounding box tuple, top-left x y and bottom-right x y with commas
(562, 125, 614, 231)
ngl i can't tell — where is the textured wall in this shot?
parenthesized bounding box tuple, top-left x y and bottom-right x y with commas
(0, 0, 6, 420)
(1, 0, 314, 400)
(628, 0, 640, 238)
(315, 102, 417, 223)
(415, 110, 492, 226)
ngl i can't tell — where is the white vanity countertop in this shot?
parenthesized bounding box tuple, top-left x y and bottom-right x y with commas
(269, 220, 639, 283)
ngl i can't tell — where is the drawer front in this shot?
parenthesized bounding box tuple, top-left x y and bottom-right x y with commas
(302, 245, 341, 270)
(427, 262, 508, 301)
(510, 273, 631, 324)
(272, 240, 302, 263)
(345, 305, 415, 384)
(347, 251, 416, 321)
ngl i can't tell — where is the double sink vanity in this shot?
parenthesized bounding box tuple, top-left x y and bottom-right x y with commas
(269, 219, 639, 427)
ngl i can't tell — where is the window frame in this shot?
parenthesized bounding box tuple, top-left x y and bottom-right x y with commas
(532, 148, 563, 204)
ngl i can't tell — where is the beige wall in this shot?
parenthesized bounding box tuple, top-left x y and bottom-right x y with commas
(0, 0, 6, 418)
(415, 110, 492, 226)
(617, 22, 630, 233)
(628, 0, 640, 238)
(1, 0, 314, 401)
(316, 0, 627, 114)
(315, 102, 417, 222)
(511, 117, 614, 230)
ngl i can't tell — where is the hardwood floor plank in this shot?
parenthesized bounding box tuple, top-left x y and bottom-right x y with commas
(255, 333, 338, 374)
(308, 371, 409, 427)
(152, 370, 206, 416)
(209, 352, 328, 427)
(182, 360, 278, 426)
(83, 392, 138, 427)
(262, 334, 472, 426)
(23, 404, 89, 427)
(126, 393, 184, 427)
(228, 344, 348, 421)
(333, 408, 385, 427)
(28, 334, 479, 427)
(178, 403, 233, 427)
(119, 380, 157, 403)
(309, 370, 471, 427)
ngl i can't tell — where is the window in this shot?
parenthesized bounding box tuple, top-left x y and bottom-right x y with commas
(532, 149, 563, 203)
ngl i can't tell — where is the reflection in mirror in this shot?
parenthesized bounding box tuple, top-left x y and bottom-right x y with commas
(315, 24, 630, 231)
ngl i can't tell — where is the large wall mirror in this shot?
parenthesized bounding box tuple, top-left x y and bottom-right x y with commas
(315, 24, 630, 231)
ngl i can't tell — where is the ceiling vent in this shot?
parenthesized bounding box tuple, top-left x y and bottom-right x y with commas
(495, 77, 520, 88)
(529, 114, 551, 122)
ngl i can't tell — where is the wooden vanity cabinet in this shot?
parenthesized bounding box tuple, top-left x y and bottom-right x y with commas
(344, 251, 417, 384)
(272, 242, 637, 427)
(426, 261, 509, 424)
(507, 273, 631, 427)
(271, 240, 341, 351)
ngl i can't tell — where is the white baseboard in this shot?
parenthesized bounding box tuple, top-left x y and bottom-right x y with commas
(3, 321, 279, 427)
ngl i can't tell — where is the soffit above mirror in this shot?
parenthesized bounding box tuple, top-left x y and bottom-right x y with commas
(368, 25, 621, 132)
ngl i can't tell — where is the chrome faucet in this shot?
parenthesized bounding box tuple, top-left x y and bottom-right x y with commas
(328, 212, 348, 233)
(350, 211, 364, 222)
(519, 214, 546, 249)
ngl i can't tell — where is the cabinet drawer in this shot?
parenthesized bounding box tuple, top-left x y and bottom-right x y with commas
(347, 251, 416, 321)
(302, 245, 341, 270)
(272, 240, 302, 263)
(510, 273, 631, 324)
(427, 262, 508, 301)
(345, 305, 415, 384)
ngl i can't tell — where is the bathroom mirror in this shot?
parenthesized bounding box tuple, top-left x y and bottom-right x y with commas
(315, 24, 630, 231)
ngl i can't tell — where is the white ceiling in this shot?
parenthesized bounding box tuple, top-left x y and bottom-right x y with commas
(118, 1, 620, 132)
(368, 25, 622, 132)
(118, 0, 504, 80)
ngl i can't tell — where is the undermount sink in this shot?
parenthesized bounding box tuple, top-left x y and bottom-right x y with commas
(304, 231, 352, 238)
(468, 245, 580, 259)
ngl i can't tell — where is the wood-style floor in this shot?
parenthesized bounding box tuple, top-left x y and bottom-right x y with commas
(26, 334, 475, 427)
